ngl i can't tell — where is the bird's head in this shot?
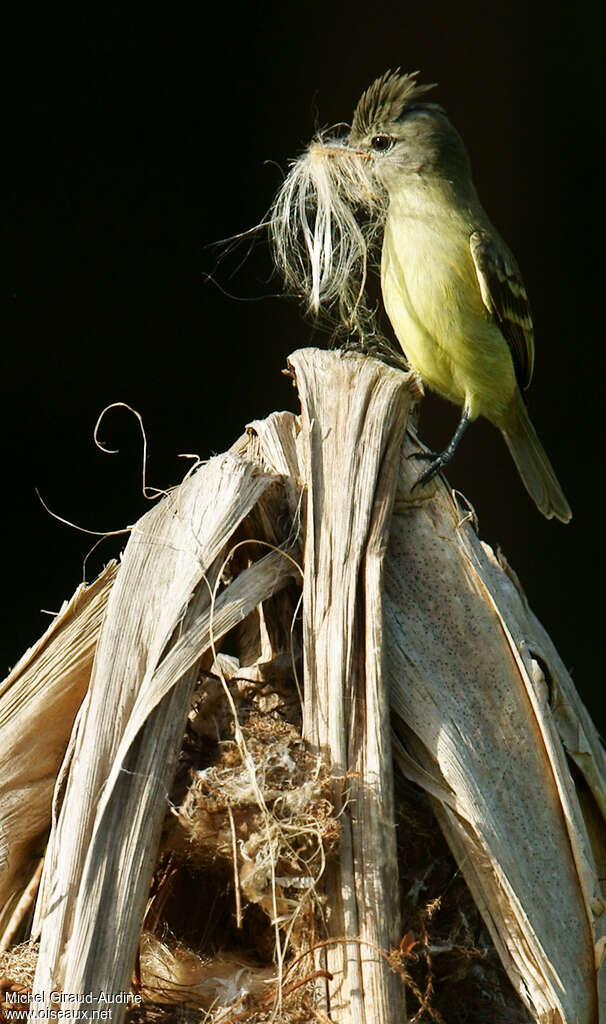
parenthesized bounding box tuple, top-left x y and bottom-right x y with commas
(346, 70, 472, 195)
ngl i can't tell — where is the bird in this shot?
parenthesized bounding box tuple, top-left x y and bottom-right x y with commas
(344, 71, 571, 523)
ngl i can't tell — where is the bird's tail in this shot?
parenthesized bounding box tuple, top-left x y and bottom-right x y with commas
(501, 396, 572, 523)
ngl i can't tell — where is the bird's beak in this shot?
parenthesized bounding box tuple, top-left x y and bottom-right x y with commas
(309, 141, 371, 161)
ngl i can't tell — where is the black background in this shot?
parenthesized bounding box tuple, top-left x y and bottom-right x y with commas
(7, 5, 605, 727)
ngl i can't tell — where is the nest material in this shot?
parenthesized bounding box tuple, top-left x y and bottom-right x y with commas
(136, 650, 342, 1022)
(130, 659, 530, 1024)
(163, 710, 340, 928)
(0, 942, 38, 1024)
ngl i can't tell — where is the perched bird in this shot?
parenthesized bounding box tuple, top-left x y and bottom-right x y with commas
(270, 71, 571, 522)
(346, 71, 571, 522)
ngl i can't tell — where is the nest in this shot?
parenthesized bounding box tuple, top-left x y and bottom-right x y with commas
(0, 713, 529, 1024)
(131, 660, 529, 1023)
(133, 647, 344, 1022)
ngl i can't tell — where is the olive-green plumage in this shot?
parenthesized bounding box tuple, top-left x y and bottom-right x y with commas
(348, 72, 571, 522)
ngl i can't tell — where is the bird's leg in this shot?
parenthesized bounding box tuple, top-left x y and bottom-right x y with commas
(411, 410, 470, 490)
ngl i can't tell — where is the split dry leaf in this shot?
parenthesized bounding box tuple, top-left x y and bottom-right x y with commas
(290, 348, 420, 1024)
(30, 455, 298, 1021)
(385, 437, 605, 1024)
(0, 563, 117, 947)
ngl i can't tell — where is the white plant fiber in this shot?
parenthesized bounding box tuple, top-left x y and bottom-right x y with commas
(269, 134, 387, 342)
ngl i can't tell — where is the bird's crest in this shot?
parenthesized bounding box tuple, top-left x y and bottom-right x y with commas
(350, 69, 436, 138)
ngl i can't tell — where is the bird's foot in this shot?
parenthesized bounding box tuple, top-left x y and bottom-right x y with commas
(411, 451, 449, 491)
(409, 411, 469, 492)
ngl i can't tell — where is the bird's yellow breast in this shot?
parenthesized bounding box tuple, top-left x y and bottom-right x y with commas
(381, 201, 517, 423)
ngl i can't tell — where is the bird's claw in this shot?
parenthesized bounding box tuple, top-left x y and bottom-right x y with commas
(411, 455, 446, 491)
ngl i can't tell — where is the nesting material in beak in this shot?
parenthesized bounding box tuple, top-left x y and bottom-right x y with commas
(269, 132, 387, 342)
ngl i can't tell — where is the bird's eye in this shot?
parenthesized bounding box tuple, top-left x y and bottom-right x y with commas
(370, 134, 393, 152)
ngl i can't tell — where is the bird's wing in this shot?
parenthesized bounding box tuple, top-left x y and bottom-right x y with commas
(470, 228, 535, 390)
